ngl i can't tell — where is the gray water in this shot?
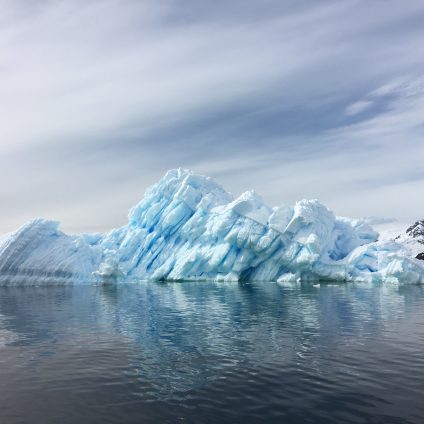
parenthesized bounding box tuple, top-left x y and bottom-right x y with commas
(0, 281, 423, 423)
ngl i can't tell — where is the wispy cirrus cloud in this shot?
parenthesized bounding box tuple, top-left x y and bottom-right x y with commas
(345, 100, 374, 116)
(0, 0, 424, 232)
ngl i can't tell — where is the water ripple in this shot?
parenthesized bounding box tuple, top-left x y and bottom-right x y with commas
(0, 282, 423, 423)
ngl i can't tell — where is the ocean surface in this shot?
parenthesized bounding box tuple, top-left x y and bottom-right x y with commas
(0, 281, 423, 423)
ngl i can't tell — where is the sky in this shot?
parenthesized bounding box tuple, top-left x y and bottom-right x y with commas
(1, 0, 424, 234)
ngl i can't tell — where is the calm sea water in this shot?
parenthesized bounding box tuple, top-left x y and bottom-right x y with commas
(0, 281, 423, 423)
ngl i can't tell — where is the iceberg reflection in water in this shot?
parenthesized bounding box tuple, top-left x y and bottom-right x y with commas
(0, 281, 424, 423)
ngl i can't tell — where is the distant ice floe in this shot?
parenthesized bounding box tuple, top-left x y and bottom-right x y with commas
(0, 169, 423, 285)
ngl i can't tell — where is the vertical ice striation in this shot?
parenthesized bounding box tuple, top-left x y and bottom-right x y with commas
(0, 219, 103, 284)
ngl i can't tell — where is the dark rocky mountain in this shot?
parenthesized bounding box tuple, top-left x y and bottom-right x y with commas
(405, 220, 424, 260)
(406, 220, 424, 243)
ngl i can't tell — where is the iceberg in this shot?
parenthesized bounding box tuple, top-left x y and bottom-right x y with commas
(0, 169, 423, 285)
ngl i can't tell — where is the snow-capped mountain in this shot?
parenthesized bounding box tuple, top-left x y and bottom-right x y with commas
(406, 221, 424, 245)
(396, 220, 424, 260)
(0, 169, 423, 285)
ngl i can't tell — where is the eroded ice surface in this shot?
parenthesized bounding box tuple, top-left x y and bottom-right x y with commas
(0, 169, 423, 285)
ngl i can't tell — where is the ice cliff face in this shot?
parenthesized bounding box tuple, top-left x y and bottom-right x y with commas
(0, 169, 423, 285)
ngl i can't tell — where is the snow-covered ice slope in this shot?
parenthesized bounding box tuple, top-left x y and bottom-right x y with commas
(0, 169, 423, 285)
